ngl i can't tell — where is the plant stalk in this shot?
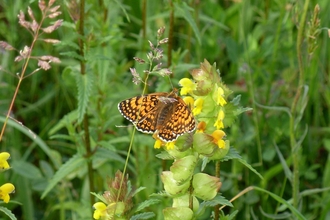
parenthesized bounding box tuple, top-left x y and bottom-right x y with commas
(290, 0, 310, 208)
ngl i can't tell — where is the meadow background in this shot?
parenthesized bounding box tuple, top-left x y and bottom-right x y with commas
(0, 0, 329, 219)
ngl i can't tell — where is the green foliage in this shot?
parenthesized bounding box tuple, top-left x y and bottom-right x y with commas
(0, 206, 17, 220)
(0, 0, 330, 219)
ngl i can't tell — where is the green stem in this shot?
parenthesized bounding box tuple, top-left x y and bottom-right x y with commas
(290, 0, 310, 208)
(78, 0, 95, 206)
(0, 4, 47, 141)
(167, 0, 174, 68)
(214, 161, 220, 219)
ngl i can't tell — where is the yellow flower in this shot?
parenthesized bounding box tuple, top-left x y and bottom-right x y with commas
(214, 110, 225, 130)
(196, 121, 206, 133)
(0, 152, 10, 170)
(165, 141, 175, 150)
(215, 87, 227, 106)
(179, 78, 197, 95)
(93, 202, 107, 219)
(154, 139, 163, 149)
(154, 138, 175, 150)
(183, 96, 194, 109)
(211, 130, 226, 149)
(0, 183, 15, 203)
(193, 98, 204, 116)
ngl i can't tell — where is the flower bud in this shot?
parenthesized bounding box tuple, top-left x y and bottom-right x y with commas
(170, 155, 197, 183)
(163, 207, 194, 220)
(209, 140, 230, 160)
(192, 173, 221, 200)
(166, 147, 193, 159)
(193, 133, 215, 155)
(173, 194, 199, 213)
(161, 171, 190, 196)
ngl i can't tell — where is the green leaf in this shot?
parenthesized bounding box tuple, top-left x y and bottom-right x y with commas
(253, 186, 307, 220)
(274, 143, 293, 183)
(60, 51, 84, 61)
(173, 2, 201, 45)
(130, 212, 156, 220)
(0, 206, 17, 220)
(48, 110, 78, 136)
(75, 71, 94, 123)
(222, 148, 263, 180)
(259, 206, 292, 219)
(221, 147, 241, 161)
(114, 0, 130, 22)
(90, 192, 107, 204)
(0, 117, 61, 169)
(41, 154, 86, 199)
(131, 186, 147, 197)
(255, 101, 291, 118)
(135, 199, 160, 212)
(11, 160, 43, 179)
(200, 194, 233, 208)
(155, 150, 175, 160)
(197, 194, 232, 217)
(237, 157, 263, 180)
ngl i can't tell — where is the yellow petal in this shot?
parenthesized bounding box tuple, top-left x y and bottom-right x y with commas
(165, 142, 175, 150)
(0, 152, 10, 169)
(179, 78, 196, 95)
(211, 130, 226, 140)
(216, 87, 227, 106)
(0, 183, 15, 203)
(93, 202, 107, 219)
(192, 98, 204, 115)
(0, 152, 10, 161)
(154, 139, 163, 149)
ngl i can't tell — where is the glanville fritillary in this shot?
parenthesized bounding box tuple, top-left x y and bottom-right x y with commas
(118, 89, 196, 142)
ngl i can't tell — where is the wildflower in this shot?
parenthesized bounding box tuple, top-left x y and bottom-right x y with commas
(163, 207, 194, 220)
(0, 152, 10, 170)
(196, 121, 206, 133)
(214, 110, 225, 130)
(93, 202, 107, 219)
(0, 183, 15, 203)
(211, 130, 226, 149)
(154, 138, 175, 150)
(214, 86, 227, 106)
(161, 171, 190, 196)
(170, 155, 197, 183)
(183, 96, 194, 109)
(154, 139, 163, 149)
(193, 98, 204, 116)
(165, 141, 175, 150)
(179, 78, 197, 95)
(192, 173, 221, 200)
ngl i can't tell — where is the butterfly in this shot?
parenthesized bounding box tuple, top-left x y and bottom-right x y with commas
(118, 89, 196, 142)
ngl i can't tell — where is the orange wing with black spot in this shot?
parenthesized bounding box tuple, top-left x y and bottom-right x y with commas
(118, 91, 196, 142)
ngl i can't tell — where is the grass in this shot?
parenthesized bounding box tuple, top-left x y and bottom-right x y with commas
(0, 0, 330, 219)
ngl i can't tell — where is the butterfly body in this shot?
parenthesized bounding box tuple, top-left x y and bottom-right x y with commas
(118, 90, 196, 142)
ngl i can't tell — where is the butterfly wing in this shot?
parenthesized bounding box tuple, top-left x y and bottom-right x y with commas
(118, 93, 167, 134)
(157, 98, 196, 142)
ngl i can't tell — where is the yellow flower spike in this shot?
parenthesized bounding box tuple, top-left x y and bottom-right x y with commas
(179, 78, 197, 95)
(216, 87, 227, 106)
(211, 130, 226, 149)
(93, 202, 107, 219)
(193, 98, 204, 116)
(214, 110, 225, 130)
(196, 121, 206, 133)
(0, 152, 10, 170)
(0, 183, 15, 203)
(154, 139, 163, 149)
(166, 141, 175, 150)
